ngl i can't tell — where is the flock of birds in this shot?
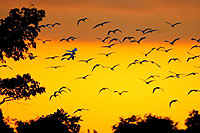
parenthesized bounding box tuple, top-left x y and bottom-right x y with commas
(1, 17, 200, 115)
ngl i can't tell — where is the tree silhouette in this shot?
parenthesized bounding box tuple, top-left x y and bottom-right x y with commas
(16, 108, 81, 133)
(0, 6, 45, 62)
(0, 73, 45, 105)
(113, 114, 178, 133)
(0, 109, 14, 133)
(185, 110, 200, 133)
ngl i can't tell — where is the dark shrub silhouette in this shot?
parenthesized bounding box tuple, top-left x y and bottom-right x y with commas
(16, 108, 81, 133)
(185, 110, 200, 133)
(113, 114, 178, 133)
(0, 7, 45, 62)
(0, 109, 14, 133)
(0, 73, 45, 105)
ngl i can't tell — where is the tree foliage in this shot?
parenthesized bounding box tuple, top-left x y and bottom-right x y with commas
(0, 73, 45, 105)
(16, 108, 81, 133)
(0, 109, 14, 133)
(0, 7, 45, 62)
(185, 110, 200, 132)
(113, 114, 178, 133)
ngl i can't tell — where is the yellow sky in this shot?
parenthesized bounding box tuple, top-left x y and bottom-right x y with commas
(1, 0, 200, 132)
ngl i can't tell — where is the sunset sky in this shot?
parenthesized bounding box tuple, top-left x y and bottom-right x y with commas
(1, 0, 200, 132)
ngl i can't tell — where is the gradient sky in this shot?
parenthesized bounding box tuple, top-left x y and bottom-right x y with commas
(1, 0, 200, 132)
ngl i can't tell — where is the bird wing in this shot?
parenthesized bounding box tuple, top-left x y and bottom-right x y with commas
(103, 36, 110, 42)
(93, 23, 101, 29)
(173, 22, 181, 26)
(165, 22, 172, 26)
(92, 64, 98, 71)
(171, 38, 180, 44)
(168, 59, 173, 63)
(107, 30, 113, 36)
(121, 91, 128, 94)
(187, 90, 193, 95)
(77, 19, 82, 26)
(138, 37, 146, 43)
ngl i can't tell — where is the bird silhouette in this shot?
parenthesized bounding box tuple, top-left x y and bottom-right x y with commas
(60, 36, 76, 42)
(107, 29, 122, 36)
(99, 52, 115, 57)
(49, 92, 59, 100)
(73, 108, 89, 114)
(51, 22, 61, 27)
(109, 38, 122, 44)
(58, 86, 71, 93)
(164, 38, 180, 45)
(79, 58, 94, 63)
(185, 72, 199, 77)
(169, 99, 179, 108)
(92, 64, 104, 71)
(93, 21, 110, 29)
(127, 60, 140, 68)
(168, 58, 181, 63)
(77, 17, 88, 26)
(122, 36, 135, 42)
(37, 38, 51, 44)
(136, 28, 152, 34)
(188, 89, 200, 95)
(144, 29, 158, 34)
(162, 48, 173, 53)
(189, 45, 200, 51)
(150, 61, 161, 68)
(187, 55, 200, 62)
(144, 48, 156, 57)
(98, 88, 111, 95)
(101, 43, 117, 49)
(114, 91, 128, 95)
(76, 74, 92, 80)
(0, 65, 13, 70)
(191, 38, 200, 43)
(140, 60, 149, 64)
(165, 22, 181, 28)
(168, 71, 184, 78)
(46, 66, 65, 69)
(131, 37, 146, 44)
(146, 75, 160, 80)
(106, 64, 120, 71)
(163, 75, 176, 80)
(45, 56, 59, 59)
(156, 46, 166, 51)
(140, 79, 155, 84)
(97, 36, 110, 43)
(152, 87, 164, 93)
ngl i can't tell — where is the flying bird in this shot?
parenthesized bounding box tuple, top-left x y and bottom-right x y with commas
(46, 66, 65, 69)
(60, 36, 77, 42)
(191, 38, 200, 43)
(114, 91, 128, 95)
(169, 99, 179, 108)
(144, 29, 159, 34)
(109, 38, 122, 44)
(144, 48, 156, 57)
(156, 46, 166, 51)
(187, 55, 200, 62)
(77, 17, 88, 26)
(187, 89, 200, 95)
(0, 65, 13, 70)
(37, 38, 51, 44)
(162, 48, 173, 53)
(146, 75, 160, 80)
(140, 79, 155, 84)
(164, 38, 180, 45)
(106, 64, 120, 71)
(185, 72, 199, 77)
(45, 56, 59, 59)
(136, 28, 152, 34)
(92, 64, 104, 71)
(99, 52, 115, 57)
(49, 92, 59, 100)
(79, 58, 94, 63)
(131, 37, 146, 44)
(97, 36, 110, 43)
(51, 22, 61, 27)
(150, 61, 161, 68)
(98, 88, 111, 95)
(73, 108, 89, 114)
(168, 71, 184, 78)
(127, 60, 140, 68)
(76, 74, 92, 80)
(189, 45, 200, 50)
(107, 29, 122, 36)
(152, 87, 164, 93)
(165, 22, 181, 28)
(122, 36, 135, 42)
(101, 43, 117, 49)
(93, 21, 110, 29)
(168, 58, 181, 63)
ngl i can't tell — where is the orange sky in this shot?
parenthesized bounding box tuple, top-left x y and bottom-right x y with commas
(0, 0, 200, 133)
